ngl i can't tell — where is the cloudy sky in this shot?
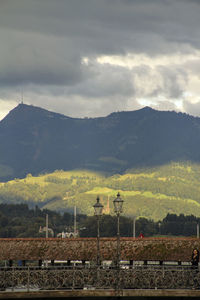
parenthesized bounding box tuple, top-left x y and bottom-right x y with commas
(0, 0, 200, 120)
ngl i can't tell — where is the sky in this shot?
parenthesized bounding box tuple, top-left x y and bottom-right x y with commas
(0, 0, 200, 120)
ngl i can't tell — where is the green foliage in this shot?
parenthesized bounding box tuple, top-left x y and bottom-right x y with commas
(0, 203, 74, 238)
(1, 162, 200, 220)
(0, 203, 199, 238)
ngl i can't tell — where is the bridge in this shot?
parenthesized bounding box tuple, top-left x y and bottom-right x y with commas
(1, 237, 200, 298)
(0, 237, 199, 261)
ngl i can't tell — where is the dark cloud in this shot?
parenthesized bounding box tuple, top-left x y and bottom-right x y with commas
(0, 0, 199, 118)
(1, 0, 199, 54)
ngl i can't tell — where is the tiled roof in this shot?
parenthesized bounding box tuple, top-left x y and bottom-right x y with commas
(0, 237, 197, 261)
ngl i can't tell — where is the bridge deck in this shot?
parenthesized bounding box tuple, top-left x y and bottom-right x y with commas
(0, 289, 200, 299)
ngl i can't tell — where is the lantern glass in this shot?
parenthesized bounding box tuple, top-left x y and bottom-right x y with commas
(93, 196, 104, 216)
(113, 192, 124, 214)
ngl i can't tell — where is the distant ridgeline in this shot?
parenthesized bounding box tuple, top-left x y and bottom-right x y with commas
(1, 104, 200, 219)
(1, 103, 200, 180)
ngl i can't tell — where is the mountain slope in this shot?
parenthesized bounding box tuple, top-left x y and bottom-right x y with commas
(0, 162, 200, 220)
(1, 104, 200, 180)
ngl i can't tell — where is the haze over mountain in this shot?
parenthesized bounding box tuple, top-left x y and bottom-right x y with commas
(0, 103, 200, 181)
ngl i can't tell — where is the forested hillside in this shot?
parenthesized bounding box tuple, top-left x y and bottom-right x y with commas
(0, 203, 83, 238)
(0, 203, 199, 238)
(0, 161, 200, 220)
(1, 104, 200, 181)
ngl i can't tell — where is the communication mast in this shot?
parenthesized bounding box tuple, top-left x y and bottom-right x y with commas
(74, 206, 77, 237)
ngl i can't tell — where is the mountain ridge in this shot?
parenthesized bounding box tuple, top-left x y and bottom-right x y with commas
(1, 103, 200, 181)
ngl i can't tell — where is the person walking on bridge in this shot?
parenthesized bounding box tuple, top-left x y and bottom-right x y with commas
(191, 248, 199, 289)
(191, 248, 199, 269)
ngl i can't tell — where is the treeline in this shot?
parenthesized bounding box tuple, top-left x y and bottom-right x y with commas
(105, 162, 200, 202)
(0, 203, 199, 238)
(0, 203, 86, 238)
(81, 214, 200, 237)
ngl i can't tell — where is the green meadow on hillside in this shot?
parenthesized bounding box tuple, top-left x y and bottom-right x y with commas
(0, 161, 200, 220)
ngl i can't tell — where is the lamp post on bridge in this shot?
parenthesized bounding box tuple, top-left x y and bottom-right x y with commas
(113, 192, 124, 268)
(133, 216, 136, 238)
(93, 196, 104, 266)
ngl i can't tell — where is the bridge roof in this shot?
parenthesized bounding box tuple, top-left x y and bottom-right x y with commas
(0, 237, 198, 261)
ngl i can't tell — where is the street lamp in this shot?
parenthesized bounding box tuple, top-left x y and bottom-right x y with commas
(133, 216, 136, 238)
(93, 196, 104, 266)
(197, 223, 199, 238)
(158, 222, 161, 236)
(113, 192, 124, 268)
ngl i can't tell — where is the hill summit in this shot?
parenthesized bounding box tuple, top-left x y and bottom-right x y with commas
(0, 104, 200, 180)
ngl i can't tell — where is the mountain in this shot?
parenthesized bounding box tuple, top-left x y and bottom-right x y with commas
(1, 103, 200, 181)
(1, 163, 200, 220)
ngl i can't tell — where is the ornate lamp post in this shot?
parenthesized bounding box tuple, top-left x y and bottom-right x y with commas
(93, 196, 104, 266)
(113, 192, 124, 268)
(133, 216, 136, 238)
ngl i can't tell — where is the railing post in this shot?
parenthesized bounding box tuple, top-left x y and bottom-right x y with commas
(9, 260, 13, 268)
(72, 264, 75, 290)
(130, 260, 133, 268)
(38, 260, 42, 268)
(27, 266, 30, 292)
(12, 267, 14, 292)
(96, 266, 100, 289)
(51, 260, 54, 266)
